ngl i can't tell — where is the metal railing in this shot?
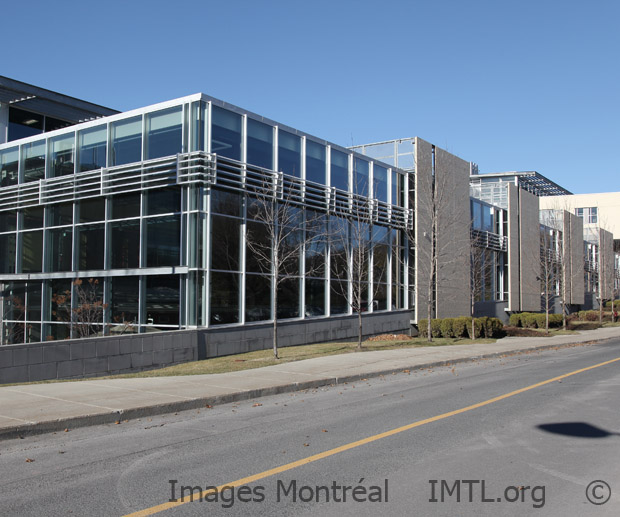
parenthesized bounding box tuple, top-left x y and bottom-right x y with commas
(0, 151, 410, 230)
(471, 229, 508, 252)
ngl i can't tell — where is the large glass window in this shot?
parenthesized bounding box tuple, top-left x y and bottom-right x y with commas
(210, 271, 239, 324)
(247, 119, 273, 169)
(211, 106, 241, 161)
(78, 198, 105, 223)
(277, 278, 300, 319)
(0, 147, 19, 186)
(374, 164, 388, 202)
(330, 149, 349, 191)
(0, 233, 16, 273)
(22, 141, 46, 183)
(78, 224, 105, 270)
(146, 187, 181, 215)
(111, 192, 141, 219)
(50, 133, 75, 177)
(111, 276, 139, 327)
(278, 130, 301, 177)
(0, 212, 17, 233)
(23, 207, 44, 230)
(211, 188, 242, 217)
(306, 140, 326, 185)
(146, 106, 183, 159)
(211, 215, 240, 271)
(78, 126, 107, 172)
(146, 276, 180, 329)
(245, 274, 271, 322)
(111, 116, 142, 166)
(9, 107, 43, 140)
(305, 279, 325, 317)
(49, 203, 73, 227)
(146, 215, 181, 267)
(49, 228, 72, 272)
(353, 157, 369, 197)
(22, 230, 43, 273)
(111, 220, 140, 269)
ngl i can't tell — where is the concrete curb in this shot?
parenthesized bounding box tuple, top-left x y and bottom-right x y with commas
(0, 338, 605, 441)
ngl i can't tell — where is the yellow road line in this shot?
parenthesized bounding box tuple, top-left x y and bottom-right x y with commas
(124, 355, 620, 516)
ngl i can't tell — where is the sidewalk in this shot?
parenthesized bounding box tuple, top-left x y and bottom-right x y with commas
(1, 327, 620, 440)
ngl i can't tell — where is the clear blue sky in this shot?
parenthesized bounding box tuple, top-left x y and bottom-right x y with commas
(4, 0, 618, 194)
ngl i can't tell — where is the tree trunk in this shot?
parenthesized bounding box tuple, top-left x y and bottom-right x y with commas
(273, 282, 279, 359)
(357, 309, 362, 350)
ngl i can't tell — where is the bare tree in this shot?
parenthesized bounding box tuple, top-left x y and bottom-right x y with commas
(245, 173, 326, 359)
(51, 278, 107, 338)
(0, 288, 26, 345)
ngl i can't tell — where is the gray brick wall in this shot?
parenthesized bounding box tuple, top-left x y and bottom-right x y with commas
(0, 310, 410, 384)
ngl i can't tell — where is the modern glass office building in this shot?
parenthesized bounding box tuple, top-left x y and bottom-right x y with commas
(0, 94, 411, 345)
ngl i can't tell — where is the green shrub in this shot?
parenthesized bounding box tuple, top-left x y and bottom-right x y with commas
(418, 319, 428, 337)
(484, 317, 504, 337)
(585, 310, 599, 322)
(534, 313, 547, 328)
(548, 314, 563, 327)
(509, 313, 522, 327)
(466, 318, 484, 338)
(452, 317, 469, 338)
(431, 319, 443, 338)
(522, 313, 538, 328)
(440, 318, 455, 338)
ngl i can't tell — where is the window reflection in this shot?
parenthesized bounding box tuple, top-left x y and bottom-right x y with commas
(0, 234, 16, 273)
(111, 276, 139, 328)
(22, 231, 43, 273)
(146, 215, 181, 267)
(49, 228, 72, 272)
(247, 119, 273, 169)
(50, 133, 75, 177)
(278, 130, 300, 177)
(330, 149, 348, 191)
(23, 141, 46, 183)
(146, 276, 180, 329)
(245, 274, 271, 322)
(146, 107, 183, 159)
(78, 225, 105, 270)
(111, 220, 140, 269)
(78, 126, 107, 172)
(211, 215, 240, 271)
(374, 164, 388, 202)
(211, 106, 241, 161)
(210, 271, 239, 324)
(0, 147, 19, 186)
(111, 116, 142, 166)
(305, 140, 325, 184)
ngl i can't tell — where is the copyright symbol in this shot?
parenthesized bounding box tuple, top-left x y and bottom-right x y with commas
(586, 480, 611, 505)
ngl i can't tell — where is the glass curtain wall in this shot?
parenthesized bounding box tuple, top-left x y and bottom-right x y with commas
(0, 98, 409, 343)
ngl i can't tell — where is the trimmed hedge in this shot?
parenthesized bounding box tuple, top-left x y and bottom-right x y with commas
(510, 312, 565, 329)
(418, 316, 504, 338)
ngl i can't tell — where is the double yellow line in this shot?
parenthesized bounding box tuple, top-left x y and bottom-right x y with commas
(125, 355, 620, 516)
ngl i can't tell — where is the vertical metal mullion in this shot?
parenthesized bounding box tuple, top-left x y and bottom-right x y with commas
(204, 190, 212, 327)
(240, 193, 247, 325)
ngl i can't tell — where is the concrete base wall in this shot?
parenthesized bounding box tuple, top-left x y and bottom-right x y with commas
(0, 311, 411, 384)
(474, 301, 509, 323)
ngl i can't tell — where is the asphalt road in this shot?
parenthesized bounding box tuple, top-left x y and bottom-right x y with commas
(2, 340, 620, 516)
